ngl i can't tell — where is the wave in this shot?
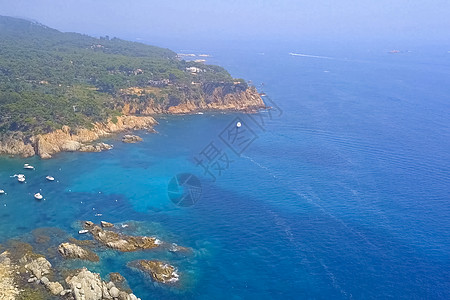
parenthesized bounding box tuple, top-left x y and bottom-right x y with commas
(289, 52, 335, 60)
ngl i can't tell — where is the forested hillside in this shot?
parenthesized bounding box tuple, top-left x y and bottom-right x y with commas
(0, 16, 247, 134)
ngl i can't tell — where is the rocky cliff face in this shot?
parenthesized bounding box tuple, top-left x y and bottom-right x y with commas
(0, 87, 264, 159)
(168, 86, 265, 114)
(35, 115, 157, 159)
(0, 116, 156, 159)
(0, 132, 36, 158)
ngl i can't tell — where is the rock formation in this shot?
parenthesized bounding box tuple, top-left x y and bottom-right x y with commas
(66, 268, 140, 300)
(121, 134, 143, 143)
(83, 221, 160, 252)
(101, 221, 114, 228)
(0, 251, 20, 300)
(58, 242, 100, 262)
(0, 86, 265, 158)
(132, 260, 179, 284)
(36, 116, 156, 159)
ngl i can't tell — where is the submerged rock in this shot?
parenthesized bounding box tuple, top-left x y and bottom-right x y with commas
(122, 134, 143, 143)
(109, 272, 125, 283)
(133, 260, 179, 284)
(83, 222, 160, 252)
(168, 243, 191, 254)
(58, 242, 99, 262)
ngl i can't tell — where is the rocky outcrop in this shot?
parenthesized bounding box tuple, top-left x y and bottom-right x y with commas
(83, 221, 160, 252)
(24, 256, 52, 279)
(0, 132, 36, 157)
(66, 268, 140, 300)
(36, 116, 156, 158)
(23, 255, 66, 296)
(168, 86, 265, 114)
(122, 134, 143, 143)
(58, 242, 100, 262)
(132, 260, 179, 284)
(101, 221, 114, 228)
(0, 86, 264, 158)
(40, 277, 64, 296)
(79, 142, 113, 153)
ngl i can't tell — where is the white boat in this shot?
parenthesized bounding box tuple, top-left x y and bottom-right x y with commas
(24, 164, 35, 170)
(236, 121, 242, 128)
(78, 229, 89, 234)
(16, 174, 26, 183)
(0, 190, 5, 195)
(34, 193, 43, 200)
(46, 176, 55, 181)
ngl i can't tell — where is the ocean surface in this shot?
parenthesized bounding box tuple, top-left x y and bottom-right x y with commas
(1, 41, 449, 299)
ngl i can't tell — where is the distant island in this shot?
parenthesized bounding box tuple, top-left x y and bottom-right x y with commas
(0, 16, 265, 158)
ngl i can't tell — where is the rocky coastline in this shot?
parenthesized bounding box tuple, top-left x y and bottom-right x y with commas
(0, 220, 190, 299)
(0, 87, 265, 159)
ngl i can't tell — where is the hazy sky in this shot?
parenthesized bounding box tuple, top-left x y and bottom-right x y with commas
(1, 0, 449, 44)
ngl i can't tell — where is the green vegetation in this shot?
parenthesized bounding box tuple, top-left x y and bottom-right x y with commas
(0, 16, 248, 134)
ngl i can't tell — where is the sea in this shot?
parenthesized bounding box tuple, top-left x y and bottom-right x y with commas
(0, 39, 449, 299)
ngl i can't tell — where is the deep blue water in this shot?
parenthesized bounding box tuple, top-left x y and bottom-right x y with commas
(1, 43, 450, 299)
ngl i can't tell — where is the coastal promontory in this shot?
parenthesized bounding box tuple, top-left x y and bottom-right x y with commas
(0, 16, 265, 158)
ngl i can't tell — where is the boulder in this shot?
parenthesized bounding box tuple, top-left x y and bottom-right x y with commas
(44, 280, 64, 295)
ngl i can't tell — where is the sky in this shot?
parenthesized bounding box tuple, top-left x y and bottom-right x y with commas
(1, 0, 449, 46)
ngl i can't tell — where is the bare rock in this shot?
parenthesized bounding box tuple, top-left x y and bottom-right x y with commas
(66, 268, 103, 300)
(79, 142, 113, 153)
(0, 251, 20, 299)
(101, 221, 114, 228)
(44, 280, 64, 295)
(66, 268, 139, 300)
(24, 256, 52, 279)
(0, 133, 35, 157)
(109, 286, 119, 298)
(58, 243, 99, 262)
(83, 223, 160, 252)
(122, 135, 143, 143)
(133, 260, 179, 284)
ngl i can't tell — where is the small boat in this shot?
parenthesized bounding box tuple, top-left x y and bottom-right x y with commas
(46, 176, 55, 181)
(34, 193, 43, 200)
(0, 190, 5, 195)
(16, 174, 26, 183)
(24, 164, 35, 170)
(78, 229, 89, 234)
(236, 121, 242, 128)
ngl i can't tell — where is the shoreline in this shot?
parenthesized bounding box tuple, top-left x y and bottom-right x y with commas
(0, 87, 266, 159)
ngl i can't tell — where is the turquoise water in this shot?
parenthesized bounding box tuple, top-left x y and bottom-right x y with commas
(1, 43, 450, 299)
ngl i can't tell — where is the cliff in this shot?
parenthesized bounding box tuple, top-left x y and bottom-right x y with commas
(0, 87, 265, 158)
(168, 86, 264, 114)
(0, 116, 156, 159)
